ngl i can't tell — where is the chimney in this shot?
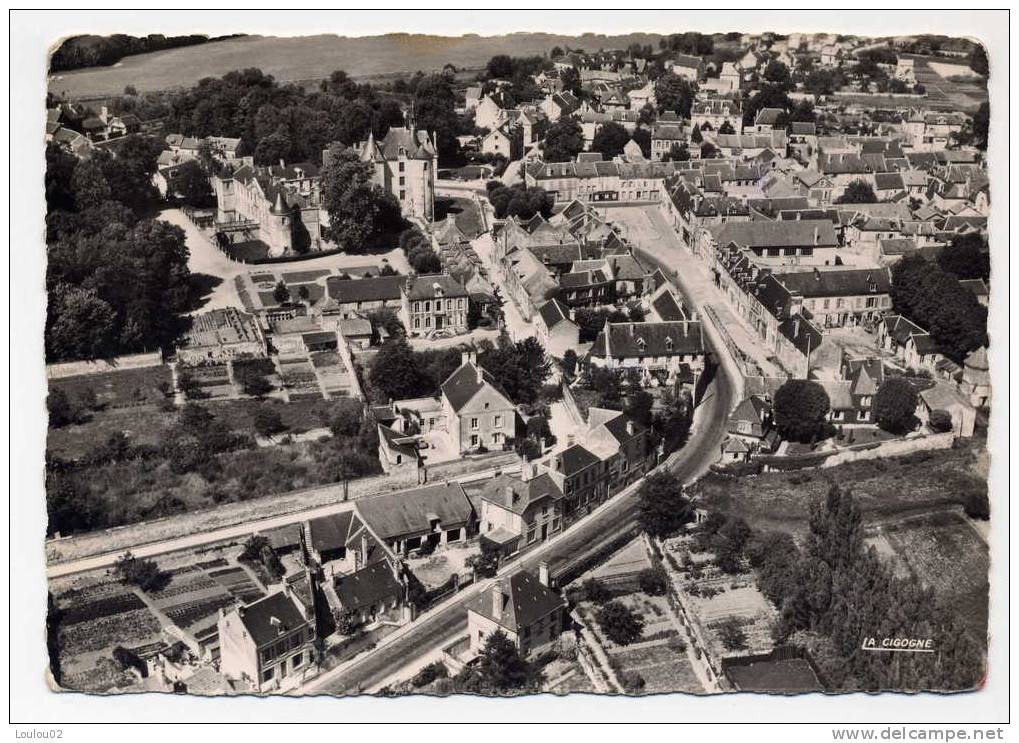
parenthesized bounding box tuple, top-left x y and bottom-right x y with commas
(683, 322, 689, 336)
(361, 533, 369, 568)
(814, 226, 820, 245)
(813, 267, 821, 281)
(279, 158, 286, 168)
(626, 420, 635, 435)
(539, 562, 550, 587)
(504, 486, 516, 508)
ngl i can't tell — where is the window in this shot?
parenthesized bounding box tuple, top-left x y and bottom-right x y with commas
(399, 161, 405, 173)
(471, 434, 479, 447)
(424, 301, 431, 312)
(425, 317, 431, 328)
(471, 417, 479, 430)
(400, 190, 406, 200)
(292, 652, 304, 669)
(493, 432, 502, 444)
(494, 415, 502, 428)
(399, 176, 405, 186)
(413, 318, 420, 329)
(262, 667, 274, 683)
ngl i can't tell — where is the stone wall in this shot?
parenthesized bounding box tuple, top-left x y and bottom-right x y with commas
(46, 351, 163, 380)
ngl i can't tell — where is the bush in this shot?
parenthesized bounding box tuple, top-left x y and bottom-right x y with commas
(112, 646, 147, 677)
(637, 566, 668, 596)
(873, 377, 919, 434)
(716, 617, 748, 652)
(581, 577, 611, 604)
(962, 488, 990, 520)
(596, 600, 644, 646)
(411, 661, 449, 688)
(929, 409, 954, 433)
(113, 552, 170, 592)
(619, 670, 646, 694)
(253, 405, 286, 437)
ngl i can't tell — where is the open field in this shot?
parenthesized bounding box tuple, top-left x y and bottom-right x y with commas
(693, 443, 987, 537)
(50, 365, 173, 409)
(49, 32, 666, 99)
(872, 510, 989, 640)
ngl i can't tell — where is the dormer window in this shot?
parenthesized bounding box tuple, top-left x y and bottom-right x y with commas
(665, 337, 674, 352)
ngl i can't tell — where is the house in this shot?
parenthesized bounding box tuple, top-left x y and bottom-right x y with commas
(327, 559, 407, 629)
(878, 315, 941, 371)
(691, 99, 742, 134)
(627, 80, 656, 110)
(355, 481, 477, 555)
(750, 108, 786, 134)
(400, 274, 470, 337)
(719, 62, 742, 92)
(588, 320, 706, 389)
(541, 91, 581, 123)
(217, 587, 316, 693)
(825, 355, 886, 425)
(959, 346, 990, 407)
(475, 92, 514, 130)
(646, 283, 691, 322)
(177, 308, 267, 364)
(322, 275, 404, 320)
(481, 125, 514, 158)
(213, 162, 323, 257)
(466, 567, 568, 657)
(356, 126, 437, 221)
(725, 394, 777, 454)
(820, 45, 840, 67)
(464, 85, 483, 111)
(535, 298, 580, 359)
(478, 474, 565, 553)
(440, 350, 517, 454)
(671, 53, 704, 81)
(766, 267, 893, 330)
(916, 382, 976, 437)
(705, 219, 839, 267)
(377, 423, 422, 478)
(650, 122, 688, 161)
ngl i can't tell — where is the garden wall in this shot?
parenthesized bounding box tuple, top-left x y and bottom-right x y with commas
(46, 351, 163, 380)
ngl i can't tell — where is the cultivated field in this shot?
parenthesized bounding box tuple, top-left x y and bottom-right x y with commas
(48, 31, 666, 99)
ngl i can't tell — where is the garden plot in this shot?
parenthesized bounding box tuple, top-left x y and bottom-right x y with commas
(50, 365, 174, 410)
(146, 567, 238, 635)
(310, 352, 356, 397)
(663, 537, 779, 659)
(181, 363, 234, 400)
(54, 581, 163, 693)
(542, 656, 596, 694)
(278, 358, 323, 399)
(281, 269, 332, 284)
(208, 566, 266, 604)
(607, 640, 703, 694)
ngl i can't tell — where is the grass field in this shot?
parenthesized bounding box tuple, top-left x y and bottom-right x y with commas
(693, 443, 987, 537)
(49, 31, 666, 99)
(50, 365, 173, 409)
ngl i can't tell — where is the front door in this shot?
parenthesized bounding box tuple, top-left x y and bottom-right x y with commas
(436, 315, 444, 329)
(541, 523, 548, 541)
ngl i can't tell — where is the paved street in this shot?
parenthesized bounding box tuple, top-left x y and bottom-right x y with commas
(605, 205, 785, 378)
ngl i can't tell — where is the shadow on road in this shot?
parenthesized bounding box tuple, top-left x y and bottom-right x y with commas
(186, 272, 225, 312)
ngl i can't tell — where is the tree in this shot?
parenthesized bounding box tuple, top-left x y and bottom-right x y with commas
(542, 118, 584, 163)
(690, 124, 703, 143)
(236, 365, 273, 397)
(479, 334, 552, 405)
(70, 158, 112, 209)
(938, 234, 990, 281)
(636, 471, 694, 537)
(581, 577, 611, 604)
(369, 337, 430, 400)
(834, 180, 877, 204)
(472, 631, 541, 692)
(596, 600, 644, 645)
(45, 284, 119, 362)
(763, 60, 791, 87)
(631, 128, 651, 158)
(624, 390, 654, 428)
(168, 160, 214, 206)
(47, 388, 79, 428)
(873, 377, 919, 434)
(561, 349, 578, 379)
(773, 379, 830, 443)
(969, 43, 989, 77)
(113, 552, 170, 592)
(253, 405, 286, 437)
(592, 121, 630, 159)
(413, 74, 461, 164)
(638, 566, 668, 596)
(468, 538, 501, 578)
(971, 102, 989, 150)
(718, 120, 736, 135)
(663, 142, 690, 162)
(559, 66, 582, 96)
(655, 388, 693, 454)
(325, 398, 364, 438)
(655, 73, 696, 117)
(487, 183, 553, 220)
(320, 144, 403, 250)
(699, 142, 719, 159)
(717, 617, 748, 651)
(929, 409, 954, 433)
(272, 281, 291, 305)
(240, 534, 271, 562)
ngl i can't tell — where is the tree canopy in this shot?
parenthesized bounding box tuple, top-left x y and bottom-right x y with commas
(591, 121, 631, 159)
(636, 471, 694, 537)
(773, 379, 830, 442)
(873, 377, 919, 434)
(834, 180, 878, 204)
(542, 118, 585, 163)
(653, 72, 697, 117)
(320, 144, 403, 251)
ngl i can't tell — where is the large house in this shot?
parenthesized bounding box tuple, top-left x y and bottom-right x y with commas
(466, 567, 568, 657)
(213, 162, 323, 257)
(321, 275, 405, 321)
(399, 274, 470, 337)
(356, 126, 437, 221)
(478, 473, 565, 554)
(765, 266, 893, 329)
(217, 587, 316, 693)
(355, 481, 477, 556)
(588, 320, 706, 390)
(703, 219, 839, 267)
(440, 351, 517, 454)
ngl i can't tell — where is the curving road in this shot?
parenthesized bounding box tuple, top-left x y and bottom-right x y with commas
(300, 366, 734, 696)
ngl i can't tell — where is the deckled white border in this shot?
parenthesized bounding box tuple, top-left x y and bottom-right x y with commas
(8, 7, 1010, 729)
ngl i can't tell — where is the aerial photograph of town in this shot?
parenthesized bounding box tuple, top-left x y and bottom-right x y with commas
(29, 14, 998, 714)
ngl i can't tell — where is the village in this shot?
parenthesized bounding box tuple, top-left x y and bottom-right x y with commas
(43, 28, 990, 698)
